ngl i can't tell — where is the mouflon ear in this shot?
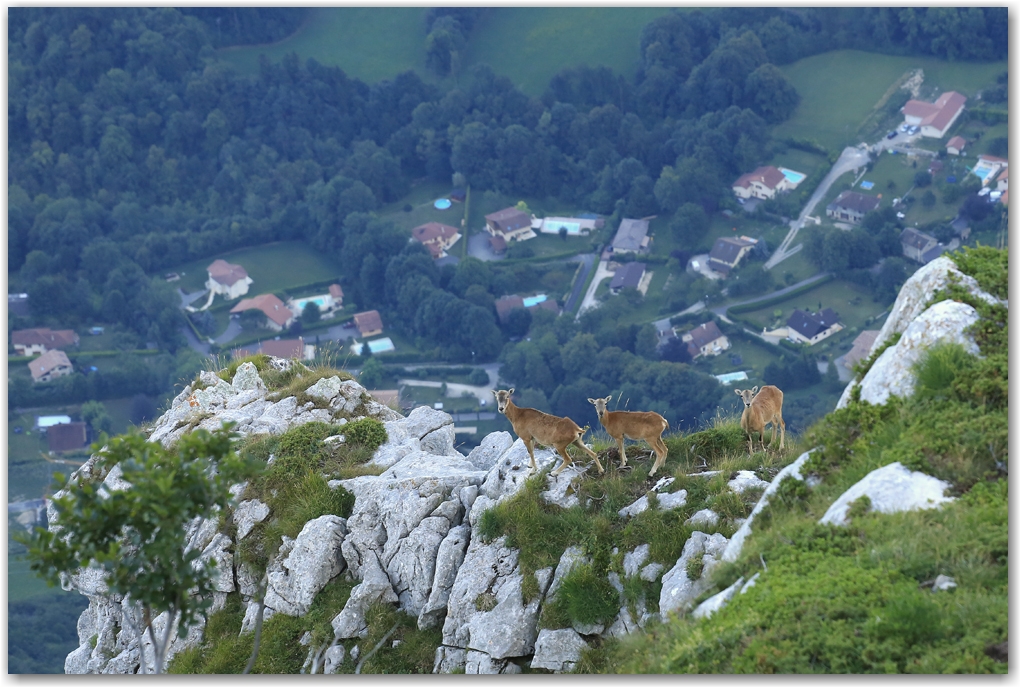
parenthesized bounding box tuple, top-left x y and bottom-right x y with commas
(587, 398, 596, 404)
(491, 389, 499, 397)
(508, 388, 514, 395)
(751, 386, 759, 395)
(734, 389, 743, 396)
(604, 395, 612, 403)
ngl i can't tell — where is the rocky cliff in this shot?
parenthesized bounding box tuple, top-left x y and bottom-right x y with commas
(54, 252, 1005, 674)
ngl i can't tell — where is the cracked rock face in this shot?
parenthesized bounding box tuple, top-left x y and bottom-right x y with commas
(531, 628, 588, 672)
(265, 515, 348, 616)
(659, 531, 729, 616)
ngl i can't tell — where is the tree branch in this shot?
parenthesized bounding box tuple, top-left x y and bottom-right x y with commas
(355, 623, 399, 675)
(242, 572, 269, 675)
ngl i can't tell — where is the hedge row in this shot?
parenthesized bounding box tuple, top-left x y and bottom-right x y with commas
(726, 273, 833, 315)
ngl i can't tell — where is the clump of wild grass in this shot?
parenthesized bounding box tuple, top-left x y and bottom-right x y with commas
(912, 342, 974, 401)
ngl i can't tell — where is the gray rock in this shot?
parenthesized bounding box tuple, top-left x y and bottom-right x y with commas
(199, 534, 235, 593)
(623, 544, 650, 578)
(659, 531, 729, 616)
(932, 574, 957, 592)
(466, 432, 514, 471)
(686, 509, 720, 528)
(265, 515, 347, 616)
(434, 646, 466, 674)
(234, 499, 270, 541)
(464, 649, 508, 674)
(420, 423, 462, 458)
(231, 361, 266, 392)
(419, 524, 471, 630)
(819, 462, 954, 527)
(240, 600, 276, 634)
(639, 563, 664, 582)
(692, 576, 745, 619)
(441, 536, 544, 660)
(64, 643, 92, 674)
(304, 376, 346, 402)
(728, 470, 769, 494)
(331, 553, 399, 638)
(380, 450, 487, 482)
(475, 439, 560, 509)
(723, 451, 813, 563)
(547, 546, 588, 600)
(251, 396, 300, 435)
(838, 299, 982, 408)
(387, 515, 452, 616)
(540, 469, 586, 509)
(531, 628, 588, 672)
(364, 400, 403, 422)
(618, 489, 687, 518)
(330, 379, 371, 416)
(323, 644, 346, 674)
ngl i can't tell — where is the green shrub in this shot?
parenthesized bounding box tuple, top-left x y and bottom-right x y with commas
(548, 563, 620, 628)
(912, 343, 974, 401)
(343, 417, 388, 451)
(277, 421, 343, 458)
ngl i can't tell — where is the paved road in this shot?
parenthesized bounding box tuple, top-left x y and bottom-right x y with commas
(396, 362, 501, 402)
(562, 253, 595, 314)
(766, 145, 871, 270)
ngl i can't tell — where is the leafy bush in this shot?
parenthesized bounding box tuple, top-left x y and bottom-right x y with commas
(343, 417, 388, 451)
(911, 343, 974, 401)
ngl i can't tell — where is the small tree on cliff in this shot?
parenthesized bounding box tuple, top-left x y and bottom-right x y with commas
(19, 426, 256, 673)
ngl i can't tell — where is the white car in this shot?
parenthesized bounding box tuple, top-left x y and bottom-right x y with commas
(907, 125, 920, 135)
(899, 123, 910, 133)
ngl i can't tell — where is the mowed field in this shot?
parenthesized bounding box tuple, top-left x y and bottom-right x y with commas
(216, 7, 429, 82)
(463, 7, 675, 96)
(167, 241, 342, 296)
(775, 50, 1007, 153)
(214, 7, 673, 94)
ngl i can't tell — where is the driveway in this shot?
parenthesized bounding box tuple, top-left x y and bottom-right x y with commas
(562, 253, 595, 314)
(765, 145, 871, 270)
(467, 232, 506, 262)
(576, 256, 613, 317)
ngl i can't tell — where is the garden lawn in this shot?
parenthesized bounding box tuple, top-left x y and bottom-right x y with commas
(215, 7, 429, 83)
(378, 180, 467, 234)
(166, 241, 342, 296)
(775, 50, 1006, 153)
(736, 278, 885, 334)
(691, 338, 780, 383)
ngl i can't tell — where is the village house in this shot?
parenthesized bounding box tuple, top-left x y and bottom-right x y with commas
(842, 330, 880, 372)
(900, 227, 943, 265)
(826, 190, 880, 224)
(494, 295, 560, 325)
(230, 293, 294, 331)
(411, 222, 462, 259)
(47, 421, 89, 454)
(707, 236, 757, 276)
(488, 234, 508, 255)
(681, 321, 730, 359)
(901, 91, 967, 138)
(206, 259, 253, 300)
(610, 218, 651, 254)
(484, 207, 535, 243)
(12, 328, 80, 356)
(785, 308, 843, 345)
(946, 136, 967, 156)
(353, 310, 384, 338)
(329, 284, 344, 308)
(609, 262, 647, 294)
(29, 349, 74, 383)
(731, 165, 797, 201)
(969, 154, 1008, 188)
(233, 337, 315, 361)
(996, 167, 1008, 193)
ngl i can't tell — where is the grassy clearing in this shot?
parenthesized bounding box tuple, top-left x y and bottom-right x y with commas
(215, 8, 429, 83)
(736, 278, 885, 333)
(585, 246, 1007, 674)
(775, 50, 1006, 153)
(166, 241, 341, 296)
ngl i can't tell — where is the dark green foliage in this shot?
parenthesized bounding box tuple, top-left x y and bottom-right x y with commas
(276, 421, 342, 458)
(343, 417, 388, 451)
(545, 563, 620, 628)
(8, 592, 91, 674)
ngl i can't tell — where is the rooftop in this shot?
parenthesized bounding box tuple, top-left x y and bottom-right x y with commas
(207, 259, 250, 286)
(787, 308, 840, 340)
(611, 218, 650, 252)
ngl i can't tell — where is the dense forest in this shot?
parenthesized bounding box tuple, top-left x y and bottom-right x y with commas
(7, 6, 1007, 427)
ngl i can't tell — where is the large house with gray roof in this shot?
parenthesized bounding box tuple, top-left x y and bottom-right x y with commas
(610, 218, 650, 254)
(826, 191, 880, 224)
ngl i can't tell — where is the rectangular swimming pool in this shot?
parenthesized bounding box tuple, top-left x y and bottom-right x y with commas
(292, 296, 329, 311)
(522, 294, 547, 307)
(779, 167, 806, 184)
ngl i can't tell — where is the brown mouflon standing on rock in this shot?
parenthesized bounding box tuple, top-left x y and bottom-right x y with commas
(587, 395, 670, 477)
(734, 385, 785, 454)
(492, 388, 604, 476)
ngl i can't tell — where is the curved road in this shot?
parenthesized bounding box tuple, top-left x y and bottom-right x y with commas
(766, 145, 871, 269)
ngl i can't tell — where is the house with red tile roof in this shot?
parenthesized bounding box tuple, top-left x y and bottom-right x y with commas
(12, 328, 79, 356)
(206, 259, 253, 300)
(412, 222, 462, 259)
(29, 349, 73, 383)
(901, 91, 966, 138)
(353, 310, 384, 338)
(230, 293, 294, 331)
(946, 136, 967, 155)
(732, 166, 797, 201)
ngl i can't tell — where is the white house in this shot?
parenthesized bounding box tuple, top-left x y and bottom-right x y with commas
(206, 259, 253, 300)
(901, 91, 966, 139)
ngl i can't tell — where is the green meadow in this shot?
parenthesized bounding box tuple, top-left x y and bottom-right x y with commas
(213, 7, 674, 94)
(167, 241, 342, 296)
(216, 7, 429, 82)
(775, 50, 1007, 153)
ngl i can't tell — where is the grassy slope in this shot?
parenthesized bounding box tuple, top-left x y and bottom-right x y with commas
(216, 7, 429, 82)
(775, 50, 1006, 153)
(166, 240, 342, 295)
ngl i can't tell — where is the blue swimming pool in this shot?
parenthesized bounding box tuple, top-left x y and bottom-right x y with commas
(522, 294, 547, 307)
(779, 167, 806, 184)
(293, 296, 328, 312)
(545, 220, 581, 235)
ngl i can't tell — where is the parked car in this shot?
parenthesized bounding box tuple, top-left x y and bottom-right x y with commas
(907, 125, 920, 135)
(886, 130, 898, 139)
(899, 123, 910, 133)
